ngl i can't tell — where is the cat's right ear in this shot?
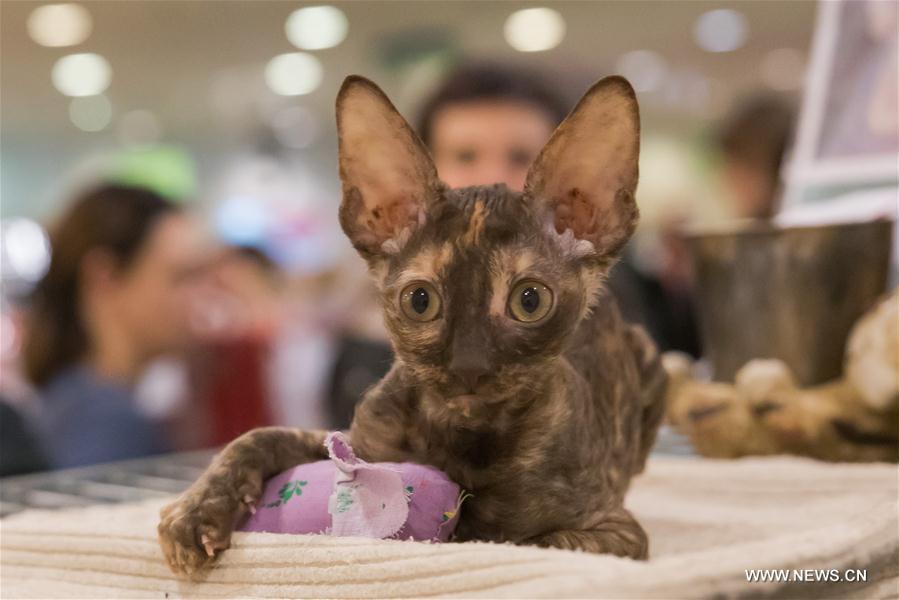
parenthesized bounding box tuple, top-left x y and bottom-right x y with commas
(337, 75, 441, 262)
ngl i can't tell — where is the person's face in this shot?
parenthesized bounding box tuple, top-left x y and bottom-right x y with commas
(110, 214, 208, 358)
(722, 158, 778, 220)
(429, 100, 555, 191)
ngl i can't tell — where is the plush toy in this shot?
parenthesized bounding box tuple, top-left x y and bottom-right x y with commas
(665, 291, 899, 462)
(238, 432, 465, 541)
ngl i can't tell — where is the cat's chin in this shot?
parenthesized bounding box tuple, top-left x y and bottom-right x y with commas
(442, 392, 515, 421)
(445, 394, 480, 417)
(420, 384, 527, 425)
(420, 390, 497, 423)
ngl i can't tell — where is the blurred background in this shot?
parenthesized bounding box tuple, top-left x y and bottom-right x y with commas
(1, 1, 896, 480)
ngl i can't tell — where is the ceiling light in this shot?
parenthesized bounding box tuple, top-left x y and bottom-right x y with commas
(285, 5, 348, 50)
(693, 9, 748, 53)
(616, 50, 668, 93)
(27, 3, 92, 47)
(2, 218, 51, 283)
(504, 7, 566, 53)
(51, 52, 111, 96)
(265, 52, 323, 96)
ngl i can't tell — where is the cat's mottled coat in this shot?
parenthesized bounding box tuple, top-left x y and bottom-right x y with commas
(158, 75, 667, 576)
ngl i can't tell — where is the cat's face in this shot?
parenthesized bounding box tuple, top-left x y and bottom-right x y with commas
(336, 76, 640, 413)
(374, 185, 595, 409)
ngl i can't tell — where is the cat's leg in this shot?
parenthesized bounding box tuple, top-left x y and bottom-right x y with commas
(158, 427, 327, 576)
(626, 323, 668, 473)
(525, 507, 649, 560)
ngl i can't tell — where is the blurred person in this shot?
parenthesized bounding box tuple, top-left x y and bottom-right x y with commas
(0, 398, 49, 476)
(416, 63, 569, 191)
(22, 184, 207, 468)
(627, 95, 795, 357)
(717, 95, 795, 220)
(616, 212, 702, 358)
(188, 246, 282, 446)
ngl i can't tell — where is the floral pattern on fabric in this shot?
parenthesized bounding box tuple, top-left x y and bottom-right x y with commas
(238, 432, 464, 542)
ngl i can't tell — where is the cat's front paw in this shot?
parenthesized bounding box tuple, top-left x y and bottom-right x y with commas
(532, 527, 648, 560)
(157, 470, 262, 577)
(526, 509, 649, 560)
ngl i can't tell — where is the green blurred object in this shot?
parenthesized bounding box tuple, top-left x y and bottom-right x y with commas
(110, 145, 197, 202)
(376, 28, 456, 71)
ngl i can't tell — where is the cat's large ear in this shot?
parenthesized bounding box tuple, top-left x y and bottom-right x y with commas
(524, 76, 640, 261)
(337, 75, 441, 261)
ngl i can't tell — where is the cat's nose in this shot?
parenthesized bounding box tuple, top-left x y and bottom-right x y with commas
(449, 326, 490, 392)
(449, 364, 489, 393)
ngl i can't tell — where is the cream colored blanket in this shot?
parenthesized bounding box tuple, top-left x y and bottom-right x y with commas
(2, 456, 897, 599)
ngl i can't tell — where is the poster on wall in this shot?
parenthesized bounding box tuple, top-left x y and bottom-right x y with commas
(783, 0, 898, 207)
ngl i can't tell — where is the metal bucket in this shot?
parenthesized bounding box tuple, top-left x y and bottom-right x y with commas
(687, 219, 893, 386)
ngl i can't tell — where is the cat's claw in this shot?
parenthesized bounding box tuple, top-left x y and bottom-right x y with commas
(201, 535, 217, 558)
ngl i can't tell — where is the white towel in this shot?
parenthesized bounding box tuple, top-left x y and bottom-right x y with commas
(2, 456, 896, 598)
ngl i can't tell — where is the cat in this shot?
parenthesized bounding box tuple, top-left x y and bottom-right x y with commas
(158, 74, 667, 576)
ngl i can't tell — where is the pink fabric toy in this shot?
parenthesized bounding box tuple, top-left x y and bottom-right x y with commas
(238, 432, 464, 542)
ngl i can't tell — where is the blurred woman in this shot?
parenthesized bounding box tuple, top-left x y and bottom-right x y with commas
(23, 184, 206, 468)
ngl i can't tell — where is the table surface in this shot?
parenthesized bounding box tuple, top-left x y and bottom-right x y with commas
(0, 426, 694, 518)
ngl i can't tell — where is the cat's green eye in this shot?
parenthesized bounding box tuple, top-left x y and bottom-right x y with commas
(508, 280, 553, 323)
(400, 282, 441, 322)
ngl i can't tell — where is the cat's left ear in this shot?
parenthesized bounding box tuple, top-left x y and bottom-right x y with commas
(524, 76, 640, 260)
(337, 75, 441, 262)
